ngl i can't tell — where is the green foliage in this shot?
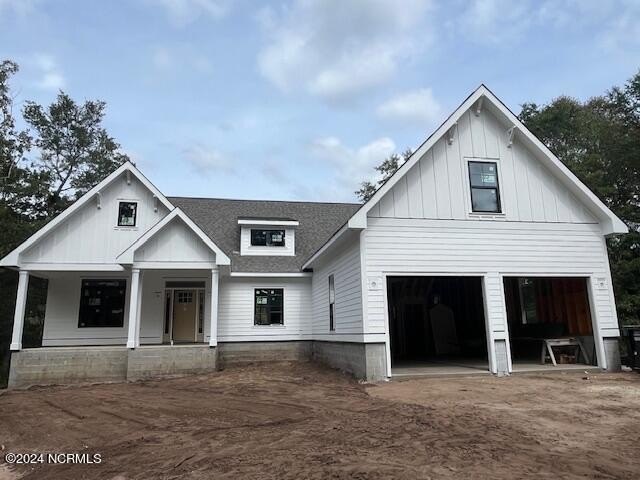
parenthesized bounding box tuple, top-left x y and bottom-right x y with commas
(519, 71, 640, 325)
(355, 149, 412, 201)
(23, 92, 129, 216)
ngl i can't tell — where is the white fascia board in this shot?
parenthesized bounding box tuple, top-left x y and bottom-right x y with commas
(237, 219, 299, 227)
(0, 161, 175, 268)
(116, 208, 231, 266)
(230, 272, 312, 278)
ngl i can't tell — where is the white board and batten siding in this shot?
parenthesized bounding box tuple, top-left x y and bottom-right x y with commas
(21, 173, 169, 266)
(364, 106, 620, 347)
(310, 236, 364, 341)
(133, 218, 216, 265)
(216, 277, 312, 342)
(369, 109, 598, 224)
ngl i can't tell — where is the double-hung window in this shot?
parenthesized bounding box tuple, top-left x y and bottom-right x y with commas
(468, 161, 501, 213)
(328, 275, 335, 332)
(254, 288, 284, 325)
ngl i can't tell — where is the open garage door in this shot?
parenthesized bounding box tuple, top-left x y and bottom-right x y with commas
(387, 276, 489, 376)
(503, 277, 598, 372)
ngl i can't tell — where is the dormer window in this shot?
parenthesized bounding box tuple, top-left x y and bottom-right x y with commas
(251, 229, 285, 247)
(239, 218, 297, 256)
(117, 201, 137, 227)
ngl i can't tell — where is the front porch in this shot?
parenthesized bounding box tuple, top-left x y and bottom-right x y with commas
(9, 266, 221, 350)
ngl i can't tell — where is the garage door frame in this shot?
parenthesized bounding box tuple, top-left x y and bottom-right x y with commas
(382, 272, 495, 377)
(499, 272, 606, 370)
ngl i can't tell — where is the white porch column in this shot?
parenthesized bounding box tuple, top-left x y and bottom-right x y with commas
(10, 270, 29, 351)
(127, 268, 141, 349)
(209, 268, 219, 347)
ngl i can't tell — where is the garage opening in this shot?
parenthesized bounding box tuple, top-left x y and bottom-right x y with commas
(387, 276, 489, 376)
(503, 277, 598, 371)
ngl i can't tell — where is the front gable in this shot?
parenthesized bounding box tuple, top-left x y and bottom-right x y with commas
(369, 104, 599, 224)
(116, 209, 230, 267)
(1, 162, 173, 269)
(349, 85, 627, 236)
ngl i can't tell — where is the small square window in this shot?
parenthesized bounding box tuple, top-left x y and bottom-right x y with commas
(118, 202, 137, 227)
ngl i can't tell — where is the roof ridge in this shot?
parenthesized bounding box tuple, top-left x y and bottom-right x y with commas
(168, 195, 361, 206)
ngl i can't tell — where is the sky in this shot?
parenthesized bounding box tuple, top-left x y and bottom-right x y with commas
(1, 0, 638, 203)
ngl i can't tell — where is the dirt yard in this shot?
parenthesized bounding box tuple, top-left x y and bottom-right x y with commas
(0, 363, 639, 479)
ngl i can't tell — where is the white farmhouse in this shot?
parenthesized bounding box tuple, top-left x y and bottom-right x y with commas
(2, 85, 627, 387)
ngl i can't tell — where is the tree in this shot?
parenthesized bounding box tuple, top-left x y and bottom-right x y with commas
(22, 93, 129, 216)
(355, 149, 412, 201)
(520, 72, 639, 324)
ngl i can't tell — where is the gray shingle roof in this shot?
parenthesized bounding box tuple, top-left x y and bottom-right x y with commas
(168, 197, 360, 273)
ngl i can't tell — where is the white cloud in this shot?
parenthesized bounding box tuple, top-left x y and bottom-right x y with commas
(456, 0, 531, 44)
(311, 136, 396, 198)
(150, 0, 230, 27)
(183, 145, 233, 175)
(377, 88, 442, 128)
(454, 0, 640, 49)
(257, 0, 433, 103)
(151, 46, 213, 73)
(0, 0, 42, 17)
(33, 54, 65, 91)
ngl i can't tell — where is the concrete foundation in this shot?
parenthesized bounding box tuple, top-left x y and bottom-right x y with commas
(217, 341, 311, 367)
(603, 338, 621, 372)
(494, 339, 509, 375)
(8, 346, 128, 388)
(312, 341, 387, 381)
(127, 345, 218, 381)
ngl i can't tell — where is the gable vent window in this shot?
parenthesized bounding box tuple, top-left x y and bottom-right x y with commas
(468, 161, 501, 213)
(117, 201, 137, 227)
(251, 229, 285, 247)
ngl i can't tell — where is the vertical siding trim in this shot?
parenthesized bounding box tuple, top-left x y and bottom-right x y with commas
(359, 230, 368, 333)
(587, 276, 607, 369)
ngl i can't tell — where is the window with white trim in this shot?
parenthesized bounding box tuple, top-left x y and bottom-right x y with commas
(328, 275, 335, 331)
(117, 201, 137, 226)
(78, 279, 126, 328)
(254, 288, 284, 325)
(251, 229, 285, 247)
(468, 161, 501, 213)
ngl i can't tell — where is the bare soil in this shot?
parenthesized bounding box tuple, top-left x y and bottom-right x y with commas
(0, 362, 639, 479)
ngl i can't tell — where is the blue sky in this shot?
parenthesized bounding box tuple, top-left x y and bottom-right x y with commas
(1, 0, 638, 202)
